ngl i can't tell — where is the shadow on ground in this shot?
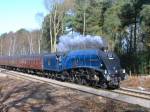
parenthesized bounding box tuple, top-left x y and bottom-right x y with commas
(0, 77, 63, 111)
(0, 78, 149, 112)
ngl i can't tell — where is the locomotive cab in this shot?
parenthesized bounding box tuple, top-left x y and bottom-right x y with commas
(43, 52, 66, 72)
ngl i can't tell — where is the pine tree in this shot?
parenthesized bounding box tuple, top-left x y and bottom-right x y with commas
(141, 5, 150, 48)
(72, 0, 111, 36)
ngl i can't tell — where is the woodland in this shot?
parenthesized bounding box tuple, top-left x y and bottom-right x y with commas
(0, 0, 150, 74)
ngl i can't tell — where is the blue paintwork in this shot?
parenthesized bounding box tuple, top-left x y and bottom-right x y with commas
(43, 54, 59, 71)
(61, 49, 105, 71)
(42, 49, 106, 72)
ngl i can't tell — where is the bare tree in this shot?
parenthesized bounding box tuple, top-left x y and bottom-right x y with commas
(44, 0, 75, 52)
(12, 35, 16, 56)
(50, 1, 64, 52)
(37, 30, 42, 54)
(0, 29, 43, 56)
(15, 29, 30, 55)
(0, 39, 2, 56)
(6, 32, 14, 56)
(8, 32, 16, 56)
(30, 30, 42, 54)
(27, 32, 33, 54)
(35, 13, 44, 54)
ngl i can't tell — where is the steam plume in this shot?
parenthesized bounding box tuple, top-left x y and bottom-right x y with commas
(57, 32, 108, 52)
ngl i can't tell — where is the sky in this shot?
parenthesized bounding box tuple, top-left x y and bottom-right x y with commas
(0, 0, 48, 34)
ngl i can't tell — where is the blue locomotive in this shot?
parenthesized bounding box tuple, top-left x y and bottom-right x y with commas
(43, 49, 126, 88)
(0, 49, 126, 88)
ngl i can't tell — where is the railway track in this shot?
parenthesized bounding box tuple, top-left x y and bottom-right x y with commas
(0, 68, 150, 108)
(113, 88, 150, 100)
(120, 87, 150, 96)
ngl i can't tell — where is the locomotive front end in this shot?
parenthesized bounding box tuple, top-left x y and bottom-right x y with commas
(99, 51, 127, 88)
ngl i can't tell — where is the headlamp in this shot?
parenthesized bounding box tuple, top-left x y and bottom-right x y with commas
(104, 70, 107, 74)
(122, 69, 126, 74)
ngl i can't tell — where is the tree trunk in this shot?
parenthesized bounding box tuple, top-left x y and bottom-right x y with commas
(38, 38, 41, 54)
(129, 25, 133, 53)
(50, 15, 53, 52)
(9, 38, 13, 56)
(0, 39, 2, 56)
(134, 18, 137, 53)
(61, 18, 64, 34)
(12, 37, 16, 56)
(83, 10, 86, 36)
(28, 35, 33, 55)
(53, 7, 57, 53)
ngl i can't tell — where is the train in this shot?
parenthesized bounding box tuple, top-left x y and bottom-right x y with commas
(0, 49, 126, 88)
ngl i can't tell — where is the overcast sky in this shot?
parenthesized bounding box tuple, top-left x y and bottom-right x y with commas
(0, 0, 48, 34)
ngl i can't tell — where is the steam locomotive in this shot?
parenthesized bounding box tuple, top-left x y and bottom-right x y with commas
(0, 49, 126, 88)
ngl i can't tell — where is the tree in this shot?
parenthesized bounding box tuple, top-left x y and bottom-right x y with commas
(73, 0, 90, 35)
(82, 0, 90, 36)
(30, 30, 42, 54)
(73, 0, 111, 36)
(43, 0, 75, 52)
(35, 13, 44, 54)
(104, 3, 122, 51)
(0, 33, 7, 55)
(14, 29, 36, 55)
(141, 5, 150, 48)
(118, 0, 144, 53)
(7, 32, 16, 56)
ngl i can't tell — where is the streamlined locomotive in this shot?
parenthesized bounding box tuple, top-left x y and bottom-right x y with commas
(0, 49, 126, 88)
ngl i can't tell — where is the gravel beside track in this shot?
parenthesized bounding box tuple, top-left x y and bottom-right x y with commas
(0, 69, 150, 108)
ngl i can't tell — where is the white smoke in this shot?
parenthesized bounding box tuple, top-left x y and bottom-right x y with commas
(57, 32, 108, 52)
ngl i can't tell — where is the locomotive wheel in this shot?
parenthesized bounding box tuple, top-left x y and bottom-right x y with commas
(83, 69, 99, 87)
(60, 69, 109, 89)
(97, 78, 108, 89)
(72, 75, 79, 83)
(60, 74, 66, 81)
(81, 77, 88, 85)
(51, 73, 55, 79)
(100, 82, 108, 89)
(62, 71, 70, 81)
